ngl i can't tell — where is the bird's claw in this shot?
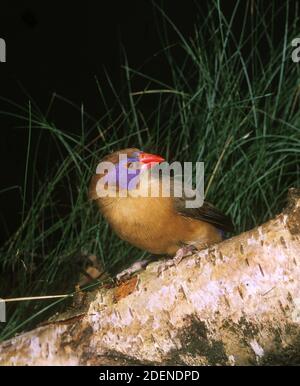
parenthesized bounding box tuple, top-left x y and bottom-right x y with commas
(157, 259, 177, 276)
(157, 245, 196, 276)
(116, 259, 151, 283)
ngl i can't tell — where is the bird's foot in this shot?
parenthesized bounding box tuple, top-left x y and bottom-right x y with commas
(157, 245, 197, 276)
(116, 258, 152, 282)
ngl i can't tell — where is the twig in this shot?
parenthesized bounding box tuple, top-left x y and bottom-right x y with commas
(1, 294, 73, 303)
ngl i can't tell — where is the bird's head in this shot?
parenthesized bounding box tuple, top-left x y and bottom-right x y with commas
(89, 148, 165, 199)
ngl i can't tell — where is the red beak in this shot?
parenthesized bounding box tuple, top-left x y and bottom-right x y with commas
(139, 152, 165, 167)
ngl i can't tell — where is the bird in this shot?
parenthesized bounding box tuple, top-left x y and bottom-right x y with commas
(89, 148, 234, 280)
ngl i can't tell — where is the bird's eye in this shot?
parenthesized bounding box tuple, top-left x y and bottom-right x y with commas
(127, 162, 134, 169)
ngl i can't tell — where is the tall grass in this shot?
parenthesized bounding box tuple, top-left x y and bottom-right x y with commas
(1, 1, 300, 340)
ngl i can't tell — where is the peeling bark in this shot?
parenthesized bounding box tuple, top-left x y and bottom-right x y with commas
(1, 188, 300, 366)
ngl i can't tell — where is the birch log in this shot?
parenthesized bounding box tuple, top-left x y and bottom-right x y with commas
(1, 188, 300, 366)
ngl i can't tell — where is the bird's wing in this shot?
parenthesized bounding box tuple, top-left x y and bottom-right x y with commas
(172, 188, 234, 233)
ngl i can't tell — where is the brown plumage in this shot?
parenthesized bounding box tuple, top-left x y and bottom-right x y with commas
(89, 148, 233, 257)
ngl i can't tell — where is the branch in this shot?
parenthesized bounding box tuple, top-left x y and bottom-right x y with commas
(1, 188, 300, 365)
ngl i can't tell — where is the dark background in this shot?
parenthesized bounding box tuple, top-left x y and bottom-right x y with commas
(0, 1, 293, 244)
